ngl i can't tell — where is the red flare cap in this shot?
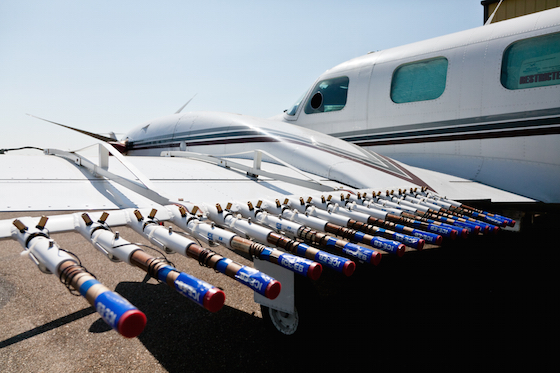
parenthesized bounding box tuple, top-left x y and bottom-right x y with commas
(435, 235, 443, 245)
(117, 309, 147, 338)
(493, 226, 500, 234)
(203, 287, 226, 313)
(265, 280, 281, 300)
(509, 220, 516, 227)
(416, 239, 425, 251)
(450, 229, 458, 240)
(396, 244, 406, 257)
(370, 251, 382, 266)
(307, 262, 322, 280)
(461, 228, 468, 239)
(473, 226, 481, 235)
(342, 260, 356, 277)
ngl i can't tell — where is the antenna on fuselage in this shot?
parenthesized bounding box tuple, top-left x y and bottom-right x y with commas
(175, 94, 198, 114)
(485, 0, 503, 25)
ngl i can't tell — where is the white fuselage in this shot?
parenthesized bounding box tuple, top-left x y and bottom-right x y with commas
(281, 9, 560, 203)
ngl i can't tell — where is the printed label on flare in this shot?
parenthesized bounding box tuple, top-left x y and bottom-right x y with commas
(341, 242, 373, 263)
(234, 266, 274, 296)
(94, 291, 137, 331)
(174, 272, 213, 307)
(277, 253, 312, 276)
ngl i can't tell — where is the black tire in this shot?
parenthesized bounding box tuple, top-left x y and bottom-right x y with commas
(261, 305, 300, 337)
(261, 276, 319, 337)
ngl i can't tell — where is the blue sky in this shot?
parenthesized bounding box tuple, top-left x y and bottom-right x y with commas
(1, 0, 483, 150)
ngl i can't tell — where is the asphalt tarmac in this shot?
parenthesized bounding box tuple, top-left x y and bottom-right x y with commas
(0, 210, 554, 372)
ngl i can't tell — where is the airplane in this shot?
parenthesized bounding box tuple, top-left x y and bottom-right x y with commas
(278, 7, 560, 204)
(0, 8, 543, 340)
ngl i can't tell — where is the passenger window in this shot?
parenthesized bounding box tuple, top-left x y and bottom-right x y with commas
(390, 57, 448, 103)
(304, 76, 349, 114)
(501, 32, 560, 90)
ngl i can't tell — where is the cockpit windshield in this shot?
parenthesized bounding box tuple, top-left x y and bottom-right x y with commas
(286, 92, 306, 116)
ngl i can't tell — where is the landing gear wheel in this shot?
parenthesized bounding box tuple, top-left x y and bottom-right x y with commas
(261, 305, 299, 336)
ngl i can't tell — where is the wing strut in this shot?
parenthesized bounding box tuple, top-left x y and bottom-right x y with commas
(45, 142, 172, 206)
(162, 149, 335, 192)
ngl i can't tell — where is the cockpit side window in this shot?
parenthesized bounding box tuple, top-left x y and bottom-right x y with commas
(304, 76, 349, 114)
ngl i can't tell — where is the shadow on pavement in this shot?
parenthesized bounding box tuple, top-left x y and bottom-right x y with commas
(115, 281, 278, 373)
(113, 227, 539, 372)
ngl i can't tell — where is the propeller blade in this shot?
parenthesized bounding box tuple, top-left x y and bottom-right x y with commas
(27, 114, 117, 143)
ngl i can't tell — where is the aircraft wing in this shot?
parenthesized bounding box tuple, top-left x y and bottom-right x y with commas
(0, 142, 526, 341)
(0, 145, 532, 213)
(0, 149, 341, 212)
